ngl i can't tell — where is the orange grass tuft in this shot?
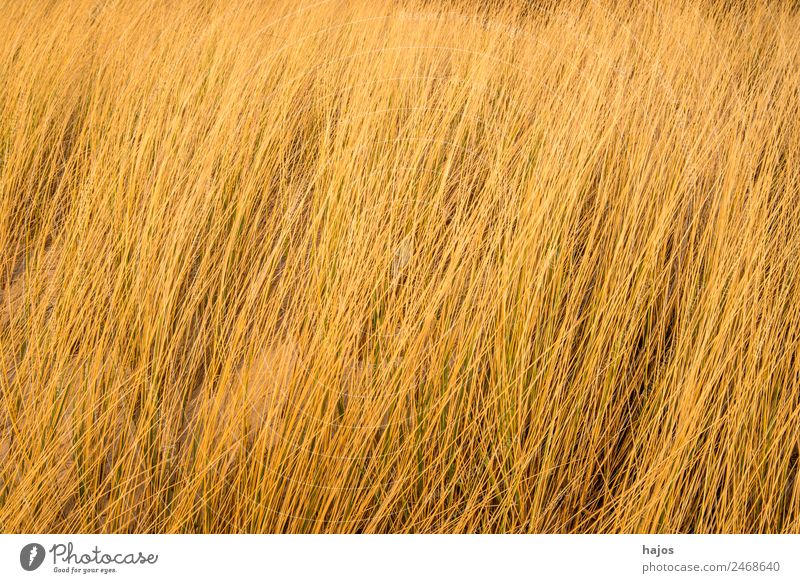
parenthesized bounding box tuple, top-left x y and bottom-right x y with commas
(1, 0, 800, 533)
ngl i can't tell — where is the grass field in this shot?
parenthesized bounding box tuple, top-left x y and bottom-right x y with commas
(1, 0, 799, 533)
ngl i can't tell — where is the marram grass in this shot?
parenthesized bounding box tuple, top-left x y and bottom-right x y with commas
(1, 0, 799, 533)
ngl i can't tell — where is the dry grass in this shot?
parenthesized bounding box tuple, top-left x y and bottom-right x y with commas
(1, 0, 799, 533)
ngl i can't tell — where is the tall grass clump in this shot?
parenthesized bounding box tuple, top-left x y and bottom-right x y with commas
(1, 0, 799, 533)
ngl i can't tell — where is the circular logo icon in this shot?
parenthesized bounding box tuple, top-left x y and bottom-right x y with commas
(20, 543, 46, 571)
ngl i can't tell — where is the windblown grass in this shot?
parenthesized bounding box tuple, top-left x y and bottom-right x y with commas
(1, 0, 799, 533)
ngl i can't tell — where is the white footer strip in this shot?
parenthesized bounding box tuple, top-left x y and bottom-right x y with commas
(1, 534, 798, 582)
